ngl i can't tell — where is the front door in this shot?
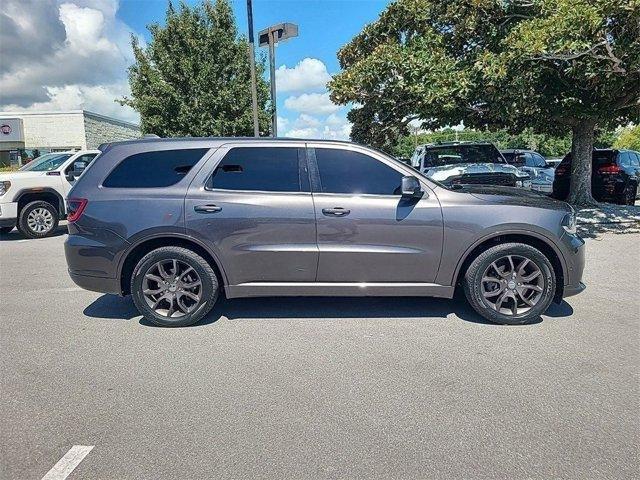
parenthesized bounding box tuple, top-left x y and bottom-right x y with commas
(62, 153, 98, 196)
(185, 144, 318, 286)
(308, 144, 443, 283)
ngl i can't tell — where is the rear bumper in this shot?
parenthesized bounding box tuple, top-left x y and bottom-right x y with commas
(65, 231, 128, 295)
(68, 271, 122, 295)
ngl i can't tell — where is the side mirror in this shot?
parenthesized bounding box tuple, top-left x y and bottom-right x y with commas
(401, 175, 423, 197)
(66, 161, 87, 181)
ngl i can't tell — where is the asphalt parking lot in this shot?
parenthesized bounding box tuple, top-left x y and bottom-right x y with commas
(1, 227, 639, 479)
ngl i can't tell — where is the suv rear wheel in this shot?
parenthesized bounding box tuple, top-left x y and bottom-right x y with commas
(131, 246, 219, 327)
(463, 243, 556, 325)
(17, 201, 59, 239)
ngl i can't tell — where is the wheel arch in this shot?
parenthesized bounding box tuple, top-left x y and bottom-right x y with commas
(15, 188, 65, 216)
(453, 231, 566, 302)
(118, 234, 228, 295)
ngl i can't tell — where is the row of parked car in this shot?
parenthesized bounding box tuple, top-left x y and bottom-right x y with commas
(407, 141, 640, 205)
(0, 141, 638, 240)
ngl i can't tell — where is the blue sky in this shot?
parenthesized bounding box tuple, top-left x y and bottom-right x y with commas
(1, 0, 390, 139)
(117, 0, 389, 138)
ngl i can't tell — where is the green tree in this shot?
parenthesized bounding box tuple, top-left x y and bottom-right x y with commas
(120, 0, 270, 137)
(614, 124, 640, 150)
(330, 0, 640, 206)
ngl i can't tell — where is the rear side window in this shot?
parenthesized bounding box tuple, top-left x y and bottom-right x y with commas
(208, 147, 308, 192)
(314, 148, 403, 195)
(103, 149, 208, 188)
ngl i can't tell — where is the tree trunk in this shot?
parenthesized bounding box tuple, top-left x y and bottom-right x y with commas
(567, 120, 598, 207)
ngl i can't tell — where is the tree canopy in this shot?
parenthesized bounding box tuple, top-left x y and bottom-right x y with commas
(330, 0, 640, 205)
(121, 0, 270, 137)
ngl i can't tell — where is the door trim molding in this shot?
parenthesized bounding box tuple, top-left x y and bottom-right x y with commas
(225, 282, 454, 299)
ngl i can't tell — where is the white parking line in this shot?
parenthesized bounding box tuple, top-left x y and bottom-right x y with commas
(41, 445, 94, 480)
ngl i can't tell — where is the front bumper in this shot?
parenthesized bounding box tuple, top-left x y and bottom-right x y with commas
(563, 281, 586, 298)
(559, 233, 586, 300)
(0, 201, 18, 227)
(531, 182, 553, 194)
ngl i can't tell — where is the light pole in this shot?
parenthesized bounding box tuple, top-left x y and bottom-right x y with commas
(246, 0, 259, 137)
(259, 23, 298, 137)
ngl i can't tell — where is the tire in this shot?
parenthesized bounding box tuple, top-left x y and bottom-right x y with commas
(620, 182, 637, 205)
(17, 201, 59, 239)
(131, 246, 219, 327)
(463, 242, 556, 325)
(0, 226, 13, 235)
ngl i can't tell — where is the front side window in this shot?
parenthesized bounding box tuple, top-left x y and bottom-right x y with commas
(65, 154, 98, 174)
(103, 149, 208, 188)
(523, 153, 546, 168)
(208, 147, 308, 192)
(314, 148, 403, 195)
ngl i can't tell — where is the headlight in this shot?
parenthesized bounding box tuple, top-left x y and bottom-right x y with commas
(0, 181, 10, 196)
(562, 211, 577, 235)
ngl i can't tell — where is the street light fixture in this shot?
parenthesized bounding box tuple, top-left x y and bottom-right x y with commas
(258, 23, 299, 137)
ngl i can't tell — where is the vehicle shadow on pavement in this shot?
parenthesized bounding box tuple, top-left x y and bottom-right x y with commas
(0, 225, 67, 241)
(84, 293, 574, 327)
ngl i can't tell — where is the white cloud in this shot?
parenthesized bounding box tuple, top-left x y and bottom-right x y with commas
(284, 92, 342, 115)
(275, 58, 332, 93)
(0, 0, 137, 123)
(1, 83, 139, 123)
(284, 113, 351, 140)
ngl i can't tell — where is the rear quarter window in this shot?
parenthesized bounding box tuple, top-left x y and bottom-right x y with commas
(103, 148, 208, 188)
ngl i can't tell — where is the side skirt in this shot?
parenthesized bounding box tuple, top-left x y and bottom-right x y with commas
(225, 282, 455, 299)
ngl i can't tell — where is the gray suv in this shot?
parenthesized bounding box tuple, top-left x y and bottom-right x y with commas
(64, 138, 585, 327)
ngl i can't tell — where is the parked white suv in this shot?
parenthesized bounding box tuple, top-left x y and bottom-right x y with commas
(0, 150, 100, 238)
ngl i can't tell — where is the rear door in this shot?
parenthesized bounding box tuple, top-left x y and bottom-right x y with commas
(308, 144, 443, 283)
(184, 143, 318, 286)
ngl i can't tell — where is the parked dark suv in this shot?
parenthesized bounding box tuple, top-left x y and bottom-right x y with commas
(553, 149, 640, 205)
(65, 138, 585, 327)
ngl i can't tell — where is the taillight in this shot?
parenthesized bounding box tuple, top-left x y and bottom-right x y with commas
(597, 164, 622, 174)
(67, 198, 88, 222)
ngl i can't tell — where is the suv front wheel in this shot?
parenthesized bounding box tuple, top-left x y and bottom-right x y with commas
(131, 246, 219, 327)
(464, 243, 556, 325)
(18, 201, 59, 239)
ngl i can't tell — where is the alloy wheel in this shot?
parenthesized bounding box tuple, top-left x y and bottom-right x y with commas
(480, 255, 544, 316)
(142, 259, 203, 318)
(26, 207, 54, 234)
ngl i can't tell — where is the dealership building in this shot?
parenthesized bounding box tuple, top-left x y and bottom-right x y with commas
(0, 110, 140, 167)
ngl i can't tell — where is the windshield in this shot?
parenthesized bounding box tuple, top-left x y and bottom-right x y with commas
(424, 144, 505, 167)
(20, 153, 72, 172)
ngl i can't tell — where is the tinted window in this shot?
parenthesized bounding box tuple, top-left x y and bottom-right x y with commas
(315, 148, 403, 195)
(209, 147, 308, 192)
(104, 149, 208, 188)
(528, 153, 547, 168)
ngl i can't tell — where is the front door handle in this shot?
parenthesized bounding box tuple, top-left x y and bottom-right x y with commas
(322, 207, 350, 217)
(194, 204, 222, 214)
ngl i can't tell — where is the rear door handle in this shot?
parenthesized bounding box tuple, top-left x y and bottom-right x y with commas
(322, 207, 350, 217)
(194, 204, 222, 213)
